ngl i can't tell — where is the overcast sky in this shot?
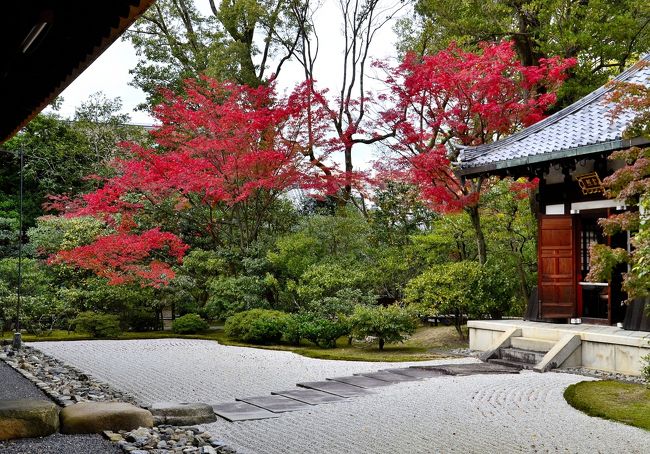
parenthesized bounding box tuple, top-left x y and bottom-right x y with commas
(50, 1, 408, 168)
(53, 0, 405, 116)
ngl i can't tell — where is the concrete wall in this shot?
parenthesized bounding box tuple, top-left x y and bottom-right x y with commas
(468, 320, 650, 376)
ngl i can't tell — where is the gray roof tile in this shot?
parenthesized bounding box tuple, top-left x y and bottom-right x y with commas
(460, 55, 650, 170)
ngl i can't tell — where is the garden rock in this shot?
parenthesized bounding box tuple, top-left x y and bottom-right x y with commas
(60, 402, 153, 434)
(114, 426, 236, 453)
(150, 402, 217, 425)
(0, 399, 59, 441)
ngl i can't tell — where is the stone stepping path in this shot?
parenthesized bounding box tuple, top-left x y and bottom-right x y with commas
(358, 371, 421, 383)
(211, 402, 280, 422)
(297, 380, 375, 397)
(236, 395, 312, 413)
(211, 363, 520, 423)
(416, 363, 520, 376)
(326, 375, 393, 389)
(381, 367, 447, 379)
(271, 389, 345, 405)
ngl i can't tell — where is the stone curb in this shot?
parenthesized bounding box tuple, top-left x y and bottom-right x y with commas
(0, 345, 139, 408)
(1, 345, 237, 453)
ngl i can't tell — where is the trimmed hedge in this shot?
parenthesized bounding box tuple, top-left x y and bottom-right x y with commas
(72, 311, 121, 338)
(285, 312, 349, 348)
(172, 313, 209, 334)
(225, 309, 290, 344)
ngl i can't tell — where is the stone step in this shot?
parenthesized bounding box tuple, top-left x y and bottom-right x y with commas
(0, 400, 60, 441)
(498, 347, 545, 365)
(510, 336, 556, 353)
(487, 358, 534, 371)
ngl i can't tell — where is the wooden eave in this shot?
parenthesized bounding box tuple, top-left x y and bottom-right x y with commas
(457, 136, 650, 178)
(0, 0, 155, 145)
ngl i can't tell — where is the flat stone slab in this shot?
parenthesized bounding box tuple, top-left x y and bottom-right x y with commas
(357, 371, 421, 383)
(327, 375, 393, 388)
(382, 367, 449, 379)
(60, 402, 153, 434)
(412, 363, 521, 376)
(236, 395, 311, 413)
(0, 399, 59, 441)
(212, 402, 280, 422)
(149, 402, 216, 425)
(297, 381, 374, 398)
(272, 389, 346, 405)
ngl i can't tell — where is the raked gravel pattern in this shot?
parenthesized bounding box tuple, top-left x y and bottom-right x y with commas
(32, 339, 475, 405)
(33, 339, 650, 454)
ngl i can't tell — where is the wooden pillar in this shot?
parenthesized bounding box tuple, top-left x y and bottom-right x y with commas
(561, 162, 576, 214)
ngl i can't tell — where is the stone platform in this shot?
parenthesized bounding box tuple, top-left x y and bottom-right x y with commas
(469, 319, 650, 375)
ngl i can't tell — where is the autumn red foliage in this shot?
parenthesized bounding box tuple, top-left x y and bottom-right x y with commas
(378, 41, 574, 211)
(50, 42, 573, 284)
(51, 78, 327, 286)
(374, 41, 573, 263)
(50, 229, 188, 286)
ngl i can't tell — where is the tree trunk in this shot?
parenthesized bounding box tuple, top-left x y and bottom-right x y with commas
(454, 309, 465, 340)
(514, 253, 529, 306)
(466, 205, 487, 265)
(378, 338, 385, 350)
(343, 144, 353, 203)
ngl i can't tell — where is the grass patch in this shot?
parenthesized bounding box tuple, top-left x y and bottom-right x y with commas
(564, 380, 650, 431)
(211, 324, 468, 362)
(1, 324, 468, 362)
(0, 329, 225, 343)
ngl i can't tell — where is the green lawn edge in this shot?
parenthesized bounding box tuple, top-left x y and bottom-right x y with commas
(564, 380, 650, 431)
(1, 327, 463, 363)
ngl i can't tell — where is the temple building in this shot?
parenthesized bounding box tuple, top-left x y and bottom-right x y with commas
(461, 56, 650, 374)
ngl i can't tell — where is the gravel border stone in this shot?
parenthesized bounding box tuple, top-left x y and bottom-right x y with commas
(554, 366, 647, 384)
(0, 344, 138, 407)
(0, 344, 237, 454)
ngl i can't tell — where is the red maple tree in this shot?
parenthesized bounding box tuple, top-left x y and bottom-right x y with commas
(377, 41, 575, 262)
(51, 77, 325, 286)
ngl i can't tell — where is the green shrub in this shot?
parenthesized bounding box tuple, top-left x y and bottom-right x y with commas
(172, 313, 208, 334)
(349, 305, 417, 350)
(474, 261, 521, 319)
(27, 216, 105, 258)
(225, 309, 290, 344)
(642, 353, 650, 385)
(404, 260, 518, 338)
(205, 275, 270, 320)
(304, 289, 374, 317)
(125, 308, 159, 331)
(286, 312, 349, 348)
(296, 262, 377, 303)
(72, 311, 121, 338)
(283, 314, 306, 346)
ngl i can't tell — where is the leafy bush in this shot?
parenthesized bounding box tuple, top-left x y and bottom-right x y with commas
(302, 315, 350, 348)
(225, 309, 290, 344)
(124, 308, 160, 331)
(304, 289, 374, 317)
(285, 312, 350, 348)
(404, 261, 519, 338)
(296, 262, 377, 304)
(474, 261, 521, 319)
(349, 305, 417, 350)
(0, 258, 70, 334)
(72, 311, 121, 338)
(642, 353, 650, 386)
(172, 313, 208, 334)
(27, 216, 106, 258)
(205, 275, 270, 320)
(283, 314, 306, 346)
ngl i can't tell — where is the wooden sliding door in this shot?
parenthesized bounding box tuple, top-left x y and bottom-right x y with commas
(538, 215, 579, 319)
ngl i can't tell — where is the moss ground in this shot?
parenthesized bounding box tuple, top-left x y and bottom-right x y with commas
(564, 380, 650, 431)
(1, 324, 468, 362)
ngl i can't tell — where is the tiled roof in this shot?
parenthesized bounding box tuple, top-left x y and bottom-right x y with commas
(459, 55, 650, 175)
